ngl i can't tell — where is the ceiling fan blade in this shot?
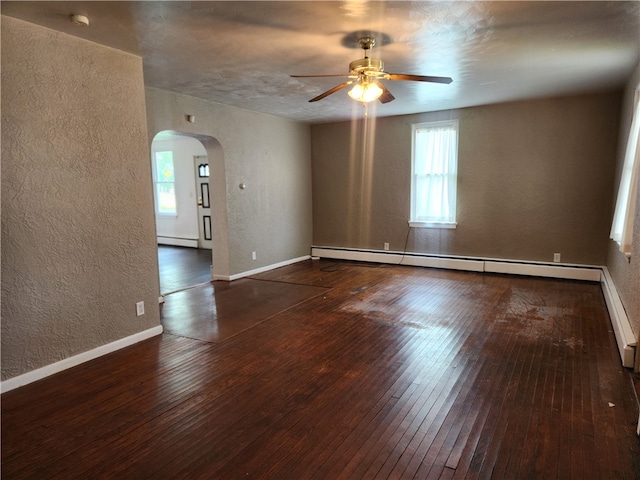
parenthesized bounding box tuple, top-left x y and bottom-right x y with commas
(308, 81, 352, 102)
(378, 83, 395, 104)
(291, 74, 350, 78)
(387, 73, 453, 84)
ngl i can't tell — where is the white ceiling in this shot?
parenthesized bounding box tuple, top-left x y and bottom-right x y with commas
(3, 1, 639, 124)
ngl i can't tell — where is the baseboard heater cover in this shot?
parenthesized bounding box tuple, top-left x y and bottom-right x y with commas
(601, 267, 636, 368)
(484, 261, 601, 282)
(0, 325, 164, 393)
(157, 236, 198, 248)
(311, 247, 601, 281)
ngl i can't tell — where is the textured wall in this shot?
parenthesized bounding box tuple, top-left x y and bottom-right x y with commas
(145, 88, 313, 278)
(1, 16, 161, 380)
(312, 92, 621, 266)
(607, 63, 640, 342)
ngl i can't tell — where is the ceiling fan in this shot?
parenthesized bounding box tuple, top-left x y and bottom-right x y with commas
(291, 36, 452, 104)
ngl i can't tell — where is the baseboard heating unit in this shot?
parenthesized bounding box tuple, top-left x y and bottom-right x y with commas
(157, 236, 198, 248)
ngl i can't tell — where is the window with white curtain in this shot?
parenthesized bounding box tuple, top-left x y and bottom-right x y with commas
(610, 91, 640, 256)
(410, 120, 459, 228)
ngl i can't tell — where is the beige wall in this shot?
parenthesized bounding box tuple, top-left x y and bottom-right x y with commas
(1, 16, 314, 381)
(607, 63, 640, 345)
(1, 17, 161, 380)
(145, 88, 313, 278)
(311, 92, 621, 265)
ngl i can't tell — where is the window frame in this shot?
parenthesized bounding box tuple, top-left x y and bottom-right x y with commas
(610, 90, 640, 257)
(152, 149, 178, 217)
(409, 119, 459, 229)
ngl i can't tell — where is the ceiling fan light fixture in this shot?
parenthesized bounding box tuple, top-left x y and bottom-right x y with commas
(348, 81, 383, 103)
(292, 35, 452, 105)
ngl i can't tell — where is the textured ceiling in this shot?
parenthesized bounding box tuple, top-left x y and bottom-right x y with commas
(3, 1, 639, 124)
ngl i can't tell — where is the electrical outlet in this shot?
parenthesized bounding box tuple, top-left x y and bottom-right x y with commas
(136, 301, 145, 316)
(252, 251, 257, 260)
(553, 253, 561, 263)
(384, 242, 390, 251)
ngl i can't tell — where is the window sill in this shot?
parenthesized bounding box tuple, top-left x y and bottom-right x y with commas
(409, 221, 457, 229)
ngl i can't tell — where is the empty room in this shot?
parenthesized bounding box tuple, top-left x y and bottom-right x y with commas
(2, 1, 640, 478)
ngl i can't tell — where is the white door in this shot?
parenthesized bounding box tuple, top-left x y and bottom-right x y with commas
(193, 155, 212, 250)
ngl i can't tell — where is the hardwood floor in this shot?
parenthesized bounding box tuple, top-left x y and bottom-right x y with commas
(3, 260, 639, 479)
(161, 278, 329, 342)
(157, 245, 212, 294)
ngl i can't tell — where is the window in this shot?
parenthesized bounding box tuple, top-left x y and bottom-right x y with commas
(610, 92, 640, 256)
(410, 120, 459, 228)
(153, 150, 177, 215)
(198, 163, 210, 178)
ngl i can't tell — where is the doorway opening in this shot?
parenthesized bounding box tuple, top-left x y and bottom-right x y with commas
(151, 130, 226, 295)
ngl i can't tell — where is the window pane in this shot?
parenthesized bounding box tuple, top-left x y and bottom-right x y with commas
(156, 183, 176, 214)
(155, 151, 175, 182)
(411, 121, 458, 225)
(610, 97, 639, 254)
(153, 150, 176, 215)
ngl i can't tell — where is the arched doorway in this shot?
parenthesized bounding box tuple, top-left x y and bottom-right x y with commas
(151, 130, 228, 294)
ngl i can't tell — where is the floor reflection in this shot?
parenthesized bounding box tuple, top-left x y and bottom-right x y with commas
(161, 278, 329, 343)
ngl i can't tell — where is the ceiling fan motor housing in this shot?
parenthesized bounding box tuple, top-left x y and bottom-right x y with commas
(349, 58, 386, 79)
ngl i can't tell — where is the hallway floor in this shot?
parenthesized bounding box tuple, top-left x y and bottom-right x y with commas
(157, 245, 212, 294)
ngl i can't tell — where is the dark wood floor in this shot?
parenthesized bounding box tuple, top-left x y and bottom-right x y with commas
(161, 277, 329, 342)
(3, 260, 640, 479)
(157, 245, 212, 294)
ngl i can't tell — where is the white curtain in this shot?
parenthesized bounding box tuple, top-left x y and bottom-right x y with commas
(413, 123, 458, 223)
(610, 95, 640, 255)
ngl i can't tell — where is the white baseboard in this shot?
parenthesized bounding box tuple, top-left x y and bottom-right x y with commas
(0, 325, 164, 393)
(312, 248, 403, 265)
(214, 255, 311, 281)
(312, 247, 601, 281)
(600, 267, 636, 368)
(401, 255, 485, 272)
(311, 246, 633, 368)
(484, 261, 601, 282)
(157, 236, 198, 248)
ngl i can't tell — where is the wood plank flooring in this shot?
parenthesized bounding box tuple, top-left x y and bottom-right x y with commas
(3, 259, 639, 479)
(161, 278, 329, 342)
(157, 245, 212, 294)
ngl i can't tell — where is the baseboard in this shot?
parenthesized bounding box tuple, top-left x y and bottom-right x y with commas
(484, 261, 601, 282)
(214, 255, 312, 282)
(0, 325, 164, 394)
(311, 246, 633, 368)
(311, 247, 601, 281)
(600, 267, 636, 368)
(157, 236, 198, 248)
(401, 254, 485, 272)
